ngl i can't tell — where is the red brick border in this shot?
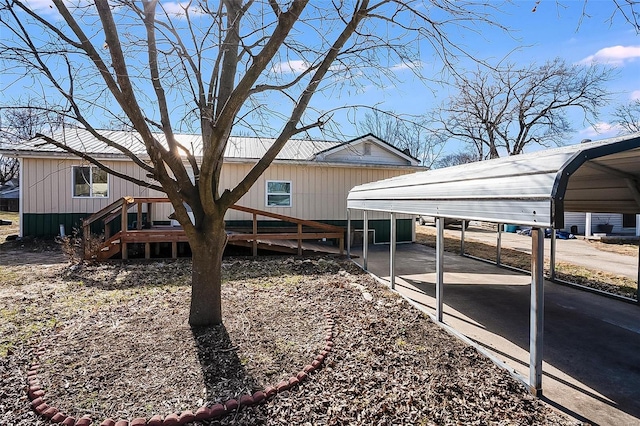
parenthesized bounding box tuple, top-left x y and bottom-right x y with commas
(27, 312, 336, 425)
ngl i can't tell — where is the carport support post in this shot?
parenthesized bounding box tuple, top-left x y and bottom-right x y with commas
(550, 228, 556, 280)
(363, 210, 369, 271)
(436, 217, 444, 322)
(530, 227, 545, 396)
(346, 208, 351, 258)
(460, 220, 466, 255)
(496, 223, 502, 266)
(390, 212, 396, 290)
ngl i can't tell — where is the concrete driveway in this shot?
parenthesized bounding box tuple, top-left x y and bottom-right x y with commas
(446, 225, 639, 280)
(352, 243, 640, 426)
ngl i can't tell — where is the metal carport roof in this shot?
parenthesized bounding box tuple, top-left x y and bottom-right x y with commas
(345, 132, 640, 397)
(347, 133, 640, 228)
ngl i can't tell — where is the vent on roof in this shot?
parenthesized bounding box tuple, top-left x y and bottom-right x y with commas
(363, 142, 371, 156)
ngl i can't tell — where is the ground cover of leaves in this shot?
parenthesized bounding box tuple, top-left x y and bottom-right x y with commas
(1, 248, 578, 425)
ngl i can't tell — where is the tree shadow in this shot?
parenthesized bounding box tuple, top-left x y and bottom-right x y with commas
(191, 324, 262, 403)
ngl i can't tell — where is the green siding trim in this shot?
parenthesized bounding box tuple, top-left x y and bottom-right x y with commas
(324, 219, 413, 243)
(23, 214, 413, 243)
(225, 219, 412, 243)
(23, 213, 148, 237)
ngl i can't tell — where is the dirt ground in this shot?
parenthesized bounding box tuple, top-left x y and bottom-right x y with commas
(0, 242, 579, 425)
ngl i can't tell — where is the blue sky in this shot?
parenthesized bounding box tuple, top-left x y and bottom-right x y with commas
(323, 1, 640, 147)
(2, 1, 639, 154)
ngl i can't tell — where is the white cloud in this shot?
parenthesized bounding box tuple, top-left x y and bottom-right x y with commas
(577, 122, 620, 139)
(631, 90, 640, 101)
(271, 60, 309, 75)
(160, 2, 205, 18)
(389, 61, 424, 73)
(578, 45, 640, 66)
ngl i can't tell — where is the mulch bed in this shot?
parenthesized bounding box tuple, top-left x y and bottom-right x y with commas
(1, 254, 579, 425)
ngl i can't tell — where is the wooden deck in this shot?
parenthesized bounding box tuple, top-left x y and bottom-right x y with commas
(83, 197, 345, 260)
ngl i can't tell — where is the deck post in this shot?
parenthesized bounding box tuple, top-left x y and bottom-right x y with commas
(346, 209, 351, 258)
(436, 217, 444, 322)
(530, 227, 544, 396)
(172, 241, 177, 259)
(137, 202, 143, 230)
(363, 210, 368, 271)
(121, 202, 128, 259)
(145, 242, 151, 259)
(121, 202, 128, 233)
(297, 223, 303, 256)
(496, 223, 502, 266)
(252, 213, 258, 257)
(390, 212, 396, 290)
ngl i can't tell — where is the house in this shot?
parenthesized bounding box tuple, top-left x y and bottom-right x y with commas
(563, 212, 640, 236)
(0, 178, 19, 212)
(0, 128, 421, 243)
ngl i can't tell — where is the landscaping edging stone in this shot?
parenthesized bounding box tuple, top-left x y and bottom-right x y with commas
(27, 312, 336, 425)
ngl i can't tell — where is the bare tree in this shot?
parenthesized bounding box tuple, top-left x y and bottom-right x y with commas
(434, 150, 478, 169)
(532, 1, 640, 34)
(358, 110, 445, 167)
(613, 100, 640, 134)
(0, 0, 506, 326)
(0, 103, 64, 184)
(431, 58, 614, 159)
(0, 156, 18, 186)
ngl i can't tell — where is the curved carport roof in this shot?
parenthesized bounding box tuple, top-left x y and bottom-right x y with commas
(346, 132, 640, 396)
(347, 133, 640, 228)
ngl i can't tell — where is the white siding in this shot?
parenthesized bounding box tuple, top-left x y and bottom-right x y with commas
(324, 141, 409, 166)
(22, 158, 164, 214)
(23, 157, 414, 222)
(564, 212, 630, 234)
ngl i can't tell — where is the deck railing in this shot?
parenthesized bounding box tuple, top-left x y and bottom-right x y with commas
(82, 197, 345, 259)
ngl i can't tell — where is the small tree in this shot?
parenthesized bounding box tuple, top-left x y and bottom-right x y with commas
(613, 100, 640, 134)
(431, 58, 614, 159)
(1, 0, 507, 326)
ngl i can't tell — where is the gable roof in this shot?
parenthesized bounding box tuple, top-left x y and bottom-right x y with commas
(313, 133, 420, 165)
(0, 128, 419, 167)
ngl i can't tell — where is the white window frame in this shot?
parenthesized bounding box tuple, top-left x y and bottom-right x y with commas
(72, 165, 109, 198)
(265, 180, 292, 208)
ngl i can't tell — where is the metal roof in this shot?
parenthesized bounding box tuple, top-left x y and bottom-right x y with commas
(2, 128, 342, 161)
(347, 133, 640, 228)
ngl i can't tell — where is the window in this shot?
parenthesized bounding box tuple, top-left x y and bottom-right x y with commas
(73, 166, 108, 197)
(266, 180, 291, 207)
(622, 213, 637, 228)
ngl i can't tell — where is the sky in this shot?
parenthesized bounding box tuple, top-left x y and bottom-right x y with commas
(1, 1, 639, 156)
(324, 0, 640, 147)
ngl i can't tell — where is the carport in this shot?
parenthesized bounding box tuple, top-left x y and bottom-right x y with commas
(346, 132, 640, 396)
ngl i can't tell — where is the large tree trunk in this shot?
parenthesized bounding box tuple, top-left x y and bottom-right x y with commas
(188, 217, 227, 326)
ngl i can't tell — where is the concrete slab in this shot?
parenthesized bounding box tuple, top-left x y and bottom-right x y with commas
(353, 243, 640, 426)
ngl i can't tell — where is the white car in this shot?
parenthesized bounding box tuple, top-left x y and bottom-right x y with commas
(417, 215, 470, 230)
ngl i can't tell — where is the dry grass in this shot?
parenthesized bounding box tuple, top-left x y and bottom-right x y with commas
(0, 211, 19, 242)
(415, 225, 638, 299)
